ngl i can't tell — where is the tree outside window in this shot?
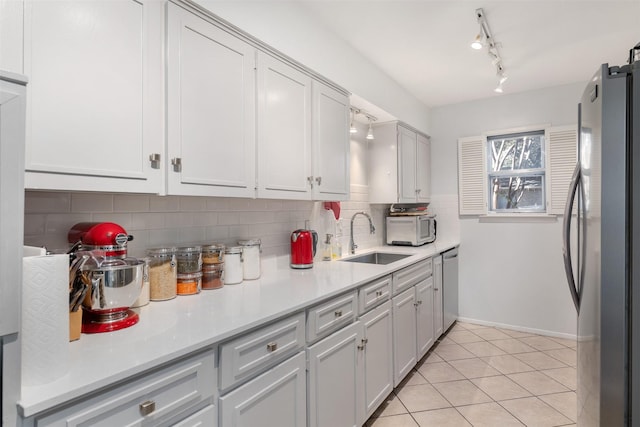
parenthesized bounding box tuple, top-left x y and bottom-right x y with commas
(487, 131, 546, 212)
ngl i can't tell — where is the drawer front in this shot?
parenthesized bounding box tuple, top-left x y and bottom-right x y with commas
(306, 291, 357, 342)
(392, 259, 432, 294)
(219, 312, 305, 391)
(219, 351, 306, 427)
(35, 349, 216, 427)
(358, 275, 392, 314)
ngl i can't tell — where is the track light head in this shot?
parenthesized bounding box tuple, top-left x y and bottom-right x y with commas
(471, 34, 483, 50)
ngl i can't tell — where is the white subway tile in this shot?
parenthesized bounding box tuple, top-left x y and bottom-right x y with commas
(205, 225, 229, 241)
(227, 198, 251, 210)
(131, 212, 164, 230)
(24, 214, 46, 236)
(25, 191, 71, 213)
(266, 199, 284, 210)
(148, 228, 179, 247)
(91, 213, 133, 230)
(114, 194, 150, 212)
(239, 211, 275, 224)
(165, 212, 193, 228)
(125, 229, 150, 258)
(218, 212, 240, 225)
(227, 225, 249, 241)
(45, 213, 92, 235)
(205, 197, 229, 211)
(179, 196, 207, 211)
(192, 212, 218, 226)
(178, 226, 208, 245)
(149, 195, 180, 212)
(246, 199, 268, 210)
(70, 192, 114, 213)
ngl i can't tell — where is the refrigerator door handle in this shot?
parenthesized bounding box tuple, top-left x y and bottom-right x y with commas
(562, 162, 581, 312)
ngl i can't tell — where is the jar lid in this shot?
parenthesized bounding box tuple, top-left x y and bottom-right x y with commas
(176, 246, 202, 253)
(202, 243, 225, 251)
(146, 247, 176, 255)
(238, 238, 261, 246)
(177, 271, 203, 279)
(225, 246, 243, 254)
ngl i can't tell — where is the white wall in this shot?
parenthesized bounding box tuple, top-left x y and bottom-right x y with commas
(195, 0, 431, 134)
(430, 82, 585, 337)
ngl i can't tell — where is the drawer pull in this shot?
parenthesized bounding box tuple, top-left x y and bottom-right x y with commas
(375, 290, 383, 297)
(334, 310, 343, 317)
(267, 342, 278, 352)
(357, 338, 368, 350)
(139, 400, 156, 416)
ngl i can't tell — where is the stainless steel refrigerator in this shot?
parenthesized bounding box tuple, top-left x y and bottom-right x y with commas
(563, 47, 640, 426)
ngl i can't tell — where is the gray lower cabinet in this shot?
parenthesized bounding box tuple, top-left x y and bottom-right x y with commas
(392, 276, 435, 387)
(218, 351, 307, 427)
(360, 300, 393, 422)
(307, 321, 364, 427)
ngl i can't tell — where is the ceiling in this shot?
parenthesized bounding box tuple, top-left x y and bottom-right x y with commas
(298, 1, 640, 109)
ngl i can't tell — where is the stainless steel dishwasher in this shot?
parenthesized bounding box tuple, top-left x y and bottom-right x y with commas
(442, 247, 459, 331)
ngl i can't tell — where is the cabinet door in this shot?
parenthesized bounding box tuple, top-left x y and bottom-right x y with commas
(392, 288, 417, 387)
(311, 81, 350, 200)
(398, 126, 417, 203)
(257, 53, 312, 200)
(433, 255, 444, 339)
(416, 133, 431, 202)
(416, 277, 435, 360)
(308, 321, 364, 427)
(219, 351, 306, 427)
(167, 3, 256, 197)
(361, 301, 393, 422)
(24, 0, 163, 193)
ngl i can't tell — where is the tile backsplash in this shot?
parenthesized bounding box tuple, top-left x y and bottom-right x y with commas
(24, 189, 388, 260)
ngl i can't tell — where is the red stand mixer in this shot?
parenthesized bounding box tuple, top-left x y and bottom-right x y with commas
(68, 222, 143, 333)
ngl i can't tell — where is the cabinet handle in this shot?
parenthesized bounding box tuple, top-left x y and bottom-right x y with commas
(171, 157, 182, 172)
(434, 288, 439, 291)
(334, 310, 342, 317)
(315, 176, 322, 185)
(267, 342, 278, 352)
(149, 153, 161, 169)
(357, 338, 368, 350)
(307, 176, 314, 189)
(414, 302, 419, 307)
(416, 188, 422, 194)
(139, 400, 156, 416)
(375, 290, 383, 297)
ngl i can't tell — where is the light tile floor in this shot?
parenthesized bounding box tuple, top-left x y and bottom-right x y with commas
(365, 321, 577, 427)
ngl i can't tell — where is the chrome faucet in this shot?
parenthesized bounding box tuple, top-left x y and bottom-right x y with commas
(350, 211, 376, 254)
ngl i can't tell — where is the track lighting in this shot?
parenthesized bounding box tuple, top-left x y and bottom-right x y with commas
(471, 8, 507, 93)
(349, 107, 377, 140)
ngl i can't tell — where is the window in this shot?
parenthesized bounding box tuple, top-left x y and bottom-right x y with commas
(458, 126, 577, 216)
(487, 130, 545, 212)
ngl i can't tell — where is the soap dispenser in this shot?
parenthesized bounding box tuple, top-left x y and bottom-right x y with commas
(322, 234, 333, 261)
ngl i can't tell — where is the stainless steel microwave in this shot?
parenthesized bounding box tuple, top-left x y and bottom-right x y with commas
(386, 215, 436, 246)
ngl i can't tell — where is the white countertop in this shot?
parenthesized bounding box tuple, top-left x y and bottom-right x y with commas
(19, 240, 459, 418)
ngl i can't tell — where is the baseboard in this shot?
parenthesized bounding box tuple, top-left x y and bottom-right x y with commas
(456, 316, 577, 341)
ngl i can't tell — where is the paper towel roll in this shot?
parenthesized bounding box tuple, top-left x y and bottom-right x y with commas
(21, 253, 70, 387)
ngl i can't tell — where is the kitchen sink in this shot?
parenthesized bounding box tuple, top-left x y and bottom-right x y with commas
(341, 252, 411, 265)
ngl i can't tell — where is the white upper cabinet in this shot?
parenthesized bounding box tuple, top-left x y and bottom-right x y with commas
(257, 53, 312, 200)
(312, 82, 350, 201)
(166, 2, 256, 197)
(257, 54, 350, 201)
(369, 122, 431, 204)
(23, 0, 164, 193)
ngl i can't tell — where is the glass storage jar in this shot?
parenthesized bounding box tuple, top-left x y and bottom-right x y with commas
(176, 246, 202, 274)
(238, 238, 261, 280)
(146, 247, 177, 301)
(224, 246, 243, 285)
(176, 272, 202, 295)
(202, 243, 225, 265)
(202, 263, 224, 290)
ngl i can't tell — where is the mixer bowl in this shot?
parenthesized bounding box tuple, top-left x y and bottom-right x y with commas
(82, 260, 144, 313)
